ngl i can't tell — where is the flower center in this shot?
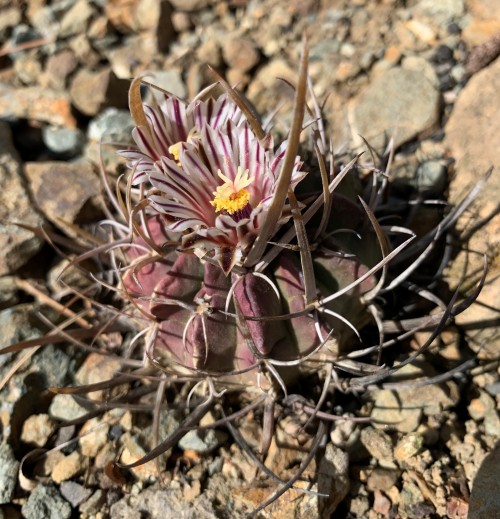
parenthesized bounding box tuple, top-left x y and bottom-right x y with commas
(210, 167, 254, 216)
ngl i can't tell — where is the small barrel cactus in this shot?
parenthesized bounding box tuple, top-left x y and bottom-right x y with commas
(2, 39, 488, 515)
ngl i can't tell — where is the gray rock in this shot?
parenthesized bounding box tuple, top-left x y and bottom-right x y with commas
(49, 394, 88, 422)
(484, 410, 500, 438)
(0, 122, 44, 275)
(87, 108, 134, 144)
(414, 0, 464, 24)
(416, 160, 447, 194)
(318, 444, 350, 517)
(0, 444, 19, 505)
(469, 444, 500, 518)
(42, 126, 85, 158)
(144, 70, 187, 100)
(178, 428, 227, 454)
(371, 363, 460, 433)
(31, 344, 72, 389)
(351, 67, 440, 149)
(21, 484, 71, 519)
(60, 481, 92, 508)
(0, 276, 19, 309)
(79, 489, 105, 515)
(0, 304, 42, 368)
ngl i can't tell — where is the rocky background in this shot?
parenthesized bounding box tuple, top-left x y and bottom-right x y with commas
(0, 0, 499, 518)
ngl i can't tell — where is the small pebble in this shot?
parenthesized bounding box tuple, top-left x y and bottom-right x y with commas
(394, 433, 424, 461)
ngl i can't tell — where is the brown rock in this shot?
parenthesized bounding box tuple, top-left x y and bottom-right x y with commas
(42, 50, 78, 90)
(58, 0, 96, 38)
(367, 468, 400, 492)
(70, 67, 129, 116)
(0, 122, 43, 275)
(24, 162, 101, 229)
(360, 427, 394, 462)
(51, 451, 83, 484)
(463, 0, 500, 46)
(68, 33, 101, 68)
(105, 0, 141, 32)
(444, 57, 500, 359)
(373, 490, 392, 516)
(120, 432, 160, 482)
(105, 0, 174, 51)
(0, 6, 21, 33)
(79, 418, 110, 458)
(394, 433, 424, 461)
(222, 37, 260, 72)
(21, 414, 57, 448)
(0, 84, 77, 127)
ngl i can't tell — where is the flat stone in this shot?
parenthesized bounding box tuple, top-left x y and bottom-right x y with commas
(69, 67, 129, 116)
(24, 161, 101, 228)
(21, 484, 71, 519)
(0, 444, 19, 505)
(0, 84, 76, 127)
(49, 394, 88, 422)
(0, 122, 44, 275)
(59, 481, 92, 508)
(350, 66, 440, 149)
(134, 0, 175, 52)
(444, 57, 500, 359)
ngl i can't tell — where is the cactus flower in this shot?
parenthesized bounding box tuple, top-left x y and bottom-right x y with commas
(120, 93, 306, 273)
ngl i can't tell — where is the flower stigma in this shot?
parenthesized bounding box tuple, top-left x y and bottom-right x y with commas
(210, 167, 254, 219)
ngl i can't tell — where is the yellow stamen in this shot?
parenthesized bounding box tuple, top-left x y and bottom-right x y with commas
(168, 142, 182, 164)
(168, 129, 201, 166)
(210, 167, 253, 215)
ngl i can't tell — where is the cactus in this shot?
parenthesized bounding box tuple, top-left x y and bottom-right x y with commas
(1, 39, 488, 515)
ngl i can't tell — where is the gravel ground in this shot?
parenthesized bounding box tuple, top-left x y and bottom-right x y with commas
(0, 0, 499, 518)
